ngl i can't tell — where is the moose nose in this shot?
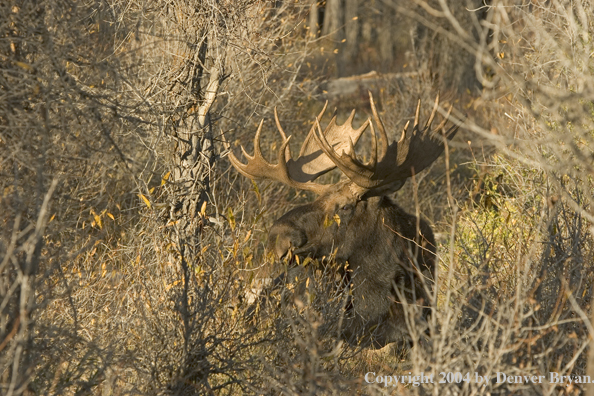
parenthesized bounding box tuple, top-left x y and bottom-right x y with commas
(272, 234, 292, 261)
(268, 223, 307, 261)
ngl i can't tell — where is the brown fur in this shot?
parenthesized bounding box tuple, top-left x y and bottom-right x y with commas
(267, 180, 436, 349)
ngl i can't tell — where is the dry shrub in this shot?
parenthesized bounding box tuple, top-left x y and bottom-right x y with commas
(2, 1, 594, 395)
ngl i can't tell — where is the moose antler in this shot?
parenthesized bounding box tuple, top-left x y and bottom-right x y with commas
(223, 105, 369, 195)
(287, 106, 370, 183)
(313, 93, 459, 195)
(225, 94, 458, 197)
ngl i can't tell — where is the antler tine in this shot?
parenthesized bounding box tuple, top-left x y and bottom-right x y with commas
(436, 107, 460, 142)
(424, 102, 459, 145)
(372, 95, 459, 188)
(413, 99, 422, 130)
(221, 127, 256, 180)
(276, 136, 293, 180)
(298, 101, 329, 157)
(222, 120, 277, 180)
(369, 92, 388, 160)
(344, 109, 357, 133)
(444, 123, 459, 140)
(366, 121, 378, 169)
(224, 118, 329, 195)
(274, 107, 289, 141)
(226, 96, 459, 199)
(398, 121, 410, 144)
(313, 119, 366, 173)
(253, 119, 265, 159)
(312, 118, 377, 188)
(236, 101, 368, 188)
(332, 95, 458, 194)
(425, 93, 440, 130)
(222, 122, 262, 179)
(425, 96, 460, 142)
(433, 103, 455, 134)
(347, 136, 356, 160)
(348, 117, 371, 162)
(312, 118, 338, 163)
(274, 107, 291, 162)
(293, 100, 375, 185)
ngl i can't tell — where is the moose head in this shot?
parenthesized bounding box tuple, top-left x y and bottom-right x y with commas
(224, 94, 458, 348)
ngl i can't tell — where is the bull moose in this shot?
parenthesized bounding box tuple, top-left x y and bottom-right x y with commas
(224, 94, 458, 348)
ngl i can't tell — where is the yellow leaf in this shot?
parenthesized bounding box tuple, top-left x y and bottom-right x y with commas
(243, 230, 252, 243)
(333, 214, 341, 226)
(14, 61, 34, 72)
(166, 280, 180, 291)
(107, 212, 114, 220)
(138, 194, 151, 209)
(94, 214, 102, 229)
(49, 213, 56, 222)
(149, 187, 155, 194)
(251, 180, 261, 203)
(227, 207, 235, 231)
(200, 201, 207, 217)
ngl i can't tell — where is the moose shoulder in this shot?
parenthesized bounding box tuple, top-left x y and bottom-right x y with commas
(224, 94, 458, 348)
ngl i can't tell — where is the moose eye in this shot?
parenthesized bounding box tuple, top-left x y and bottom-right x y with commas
(340, 204, 353, 212)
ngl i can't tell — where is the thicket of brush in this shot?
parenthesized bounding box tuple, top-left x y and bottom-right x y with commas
(1, 1, 593, 395)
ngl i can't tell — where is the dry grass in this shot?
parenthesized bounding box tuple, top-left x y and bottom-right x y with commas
(1, 0, 593, 395)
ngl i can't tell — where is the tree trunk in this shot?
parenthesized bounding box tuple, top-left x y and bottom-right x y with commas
(308, 0, 319, 38)
(378, 4, 394, 66)
(165, 26, 224, 390)
(343, 0, 359, 72)
(321, 0, 342, 37)
(167, 28, 223, 256)
(321, 0, 346, 76)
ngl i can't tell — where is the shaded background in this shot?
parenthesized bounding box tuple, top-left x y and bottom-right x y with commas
(1, 1, 593, 394)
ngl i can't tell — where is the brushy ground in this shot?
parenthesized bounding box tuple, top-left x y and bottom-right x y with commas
(1, 1, 594, 395)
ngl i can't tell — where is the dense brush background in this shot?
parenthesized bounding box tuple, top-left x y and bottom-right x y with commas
(1, 0, 593, 394)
